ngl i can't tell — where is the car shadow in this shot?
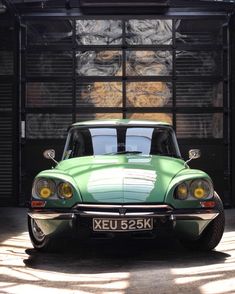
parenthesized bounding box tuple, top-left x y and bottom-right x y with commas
(24, 237, 230, 274)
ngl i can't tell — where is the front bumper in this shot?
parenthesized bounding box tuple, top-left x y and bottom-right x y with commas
(28, 204, 219, 239)
(28, 203, 219, 221)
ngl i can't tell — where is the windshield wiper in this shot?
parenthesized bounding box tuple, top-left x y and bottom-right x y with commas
(104, 151, 142, 155)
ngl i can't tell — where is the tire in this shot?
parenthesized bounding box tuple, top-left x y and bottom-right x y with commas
(179, 192, 225, 251)
(28, 216, 57, 252)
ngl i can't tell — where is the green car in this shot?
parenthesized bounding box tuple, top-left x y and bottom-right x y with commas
(28, 119, 225, 251)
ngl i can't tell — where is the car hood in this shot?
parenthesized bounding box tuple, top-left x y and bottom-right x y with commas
(56, 155, 185, 203)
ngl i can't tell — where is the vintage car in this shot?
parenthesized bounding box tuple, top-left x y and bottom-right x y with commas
(28, 120, 224, 251)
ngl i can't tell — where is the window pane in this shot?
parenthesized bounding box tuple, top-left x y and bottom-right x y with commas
(176, 19, 223, 45)
(127, 82, 172, 107)
(76, 113, 122, 121)
(176, 51, 221, 76)
(176, 82, 223, 107)
(127, 113, 172, 124)
(26, 52, 73, 77)
(126, 51, 172, 76)
(76, 82, 122, 107)
(0, 24, 14, 48)
(27, 20, 73, 46)
(26, 114, 72, 139)
(176, 113, 223, 138)
(126, 20, 172, 45)
(26, 82, 73, 107)
(76, 20, 122, 45)
(76, 51, 122, 76)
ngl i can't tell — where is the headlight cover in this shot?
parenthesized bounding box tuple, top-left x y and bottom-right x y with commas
(32, 178, 73, 200)
(175, 179, 213, 200)
(34, 178, 56, 199)
(58, 182, 73, 199)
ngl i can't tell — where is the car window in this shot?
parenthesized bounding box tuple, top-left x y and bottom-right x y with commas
(63, 126, 181, 159)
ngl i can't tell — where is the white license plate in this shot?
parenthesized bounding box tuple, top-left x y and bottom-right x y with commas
(93, 218, 153, 232)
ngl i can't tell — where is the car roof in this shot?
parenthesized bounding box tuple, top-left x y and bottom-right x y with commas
(72, 119, 171, 127)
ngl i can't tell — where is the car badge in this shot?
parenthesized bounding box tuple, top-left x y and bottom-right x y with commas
(119, 208, 127, 215)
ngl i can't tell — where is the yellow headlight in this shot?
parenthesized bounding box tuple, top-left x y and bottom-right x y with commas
(176, 183, 188, 200)
(58, 182, 73, 199)
(35, 178, 55, 199)
(190, 179, 211, 200)
(39, 187, 52, 199)
(193, 187, 205, 199)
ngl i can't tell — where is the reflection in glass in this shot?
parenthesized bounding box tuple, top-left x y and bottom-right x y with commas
(26, 52, 73, 77)
(76, 113, 122, 121)
(27, 20, 73, 46)
(26, 82, 73, 107)
(176, 113, 223, 138)
(127, 82, 172, 107)
(176, 51, 221, 76)
(76, 20, 122, 45)
(127, 113, 172, 124)
(126, 20, 172, 45)
(76, 51, 122, 76)
(176, 82, 223, 107)
(26, 114, 72, 139)
(126, 51, 172, 76)
(176, 19, 223, 45)
(77, 82, 122, 107)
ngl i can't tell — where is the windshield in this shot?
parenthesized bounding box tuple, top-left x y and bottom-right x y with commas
(63, 126, 181, 159)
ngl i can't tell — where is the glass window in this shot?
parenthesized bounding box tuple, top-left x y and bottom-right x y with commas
(26, 82, 73, 107)
(176, 51, 221, 76)
(26, 52, 73, 77)
(0, 51, 13, 75)
(127, 82, 172, 107)
(76, 113, 122, 121)
(126, 19, 172, 45)
(64, 126, 180, 158)
(26, 20, 73, 46)
(76, 82, 122, 107)
(126, 51, 172, 76)
(76, 50, 122, 76)
(127, 113, 172, 124)
(76, 20, 122, 45)
(176, 82, 223, 107)
(176, 19, 223, 45)
(26, 114, 72, 139)
(176, 113, 223, 138)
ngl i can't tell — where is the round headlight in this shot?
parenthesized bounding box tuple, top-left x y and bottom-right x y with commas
(35, 178, 56, 199)
(58, 182, 73, 199)
(176, 182, 188, 200)
(190, 179, 211, 199)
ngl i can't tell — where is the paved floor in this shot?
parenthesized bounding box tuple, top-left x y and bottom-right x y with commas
(0, 208, 235, 294)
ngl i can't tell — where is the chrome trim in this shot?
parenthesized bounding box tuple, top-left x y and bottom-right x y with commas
(75, 204, 172, 209)
(28, 212, 75, 220)
(28, 210, 219, 221)
(173, 212, 219, 221)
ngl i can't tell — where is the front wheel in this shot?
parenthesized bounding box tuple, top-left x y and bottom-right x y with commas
(179, 193, 225, 251)
(28, 216, 56, 252)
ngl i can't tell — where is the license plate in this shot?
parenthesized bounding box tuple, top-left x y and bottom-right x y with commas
(93, 218, 153, 232)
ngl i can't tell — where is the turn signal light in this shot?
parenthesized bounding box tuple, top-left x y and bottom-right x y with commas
(31, 200, 46, 208)
(200, 201, 216, 208)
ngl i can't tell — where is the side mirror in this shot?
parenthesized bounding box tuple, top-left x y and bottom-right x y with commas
(189, 149, 201, 160)
(43, 149, 58, 164)
(185, 149, 201, 167)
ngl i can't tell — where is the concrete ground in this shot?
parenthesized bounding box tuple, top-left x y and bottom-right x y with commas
(0, 208, 235, 294)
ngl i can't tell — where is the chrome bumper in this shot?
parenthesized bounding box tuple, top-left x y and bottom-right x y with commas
(28, 204, 219, 222)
